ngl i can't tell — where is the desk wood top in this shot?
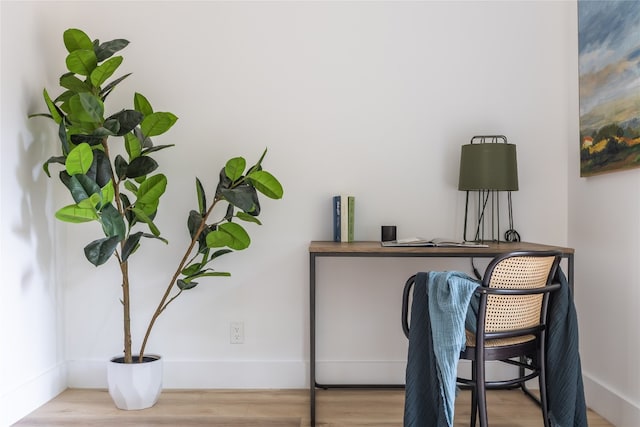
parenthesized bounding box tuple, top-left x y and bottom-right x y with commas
(309, 241, 574, 256)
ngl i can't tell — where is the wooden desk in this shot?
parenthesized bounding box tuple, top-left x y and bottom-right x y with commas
(308, 240, 574, 426)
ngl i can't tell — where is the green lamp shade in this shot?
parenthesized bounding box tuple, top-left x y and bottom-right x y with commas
(458, 143, 518, 191)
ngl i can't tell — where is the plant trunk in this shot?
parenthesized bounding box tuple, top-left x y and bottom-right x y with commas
(121, 260, 133, 364)
(102, 137, 133, 364)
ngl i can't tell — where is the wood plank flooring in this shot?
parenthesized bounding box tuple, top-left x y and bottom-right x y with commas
(14, 388, 613, 427)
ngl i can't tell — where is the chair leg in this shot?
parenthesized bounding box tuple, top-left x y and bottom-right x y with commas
(538, 347, 551, 427)
(476, 355, 488, 427)
(470, 361, 477, 427)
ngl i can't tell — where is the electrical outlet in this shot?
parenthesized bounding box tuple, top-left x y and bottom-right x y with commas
(230, 321, 244, 344)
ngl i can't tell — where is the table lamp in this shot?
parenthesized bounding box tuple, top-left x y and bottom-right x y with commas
(458, 135, 519, 242)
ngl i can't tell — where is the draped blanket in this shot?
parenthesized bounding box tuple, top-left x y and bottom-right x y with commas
(403, 269, 587, 427)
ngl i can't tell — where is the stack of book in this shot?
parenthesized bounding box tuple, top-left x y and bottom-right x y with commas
(332, 195, 355, 242)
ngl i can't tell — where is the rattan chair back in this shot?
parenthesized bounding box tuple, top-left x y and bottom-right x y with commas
(484, 255, 556, 333)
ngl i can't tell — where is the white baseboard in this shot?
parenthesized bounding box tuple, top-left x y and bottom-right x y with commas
(67, 359, 308, 389)
(0, 362, 67, 426)
(583, 373, 640, 426)
(315, 360, 407, 385)
(64, 359, 544, 389)
(66, 359, 407, 389)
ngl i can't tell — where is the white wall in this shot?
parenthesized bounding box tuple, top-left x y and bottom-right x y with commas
(3, 0, 636, 425)
(569, 160, 640, 422)
(565, 1, 640, 425)
(0, 2, 67, 425)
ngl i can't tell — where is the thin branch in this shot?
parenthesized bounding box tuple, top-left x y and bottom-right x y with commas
(138, 197, 221, 359)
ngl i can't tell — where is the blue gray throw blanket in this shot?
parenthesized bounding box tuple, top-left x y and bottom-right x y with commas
(403, 269, 587, 427)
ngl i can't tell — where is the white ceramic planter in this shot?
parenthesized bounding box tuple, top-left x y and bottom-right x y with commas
(107, 354, 163, 410)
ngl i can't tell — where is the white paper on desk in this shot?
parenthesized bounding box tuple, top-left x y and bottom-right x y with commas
(381, 237, 488, 248)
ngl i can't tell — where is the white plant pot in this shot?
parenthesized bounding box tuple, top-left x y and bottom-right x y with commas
(107, 354, 163, 410)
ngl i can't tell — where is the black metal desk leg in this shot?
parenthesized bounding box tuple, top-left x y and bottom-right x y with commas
(310, 253, 316, 426)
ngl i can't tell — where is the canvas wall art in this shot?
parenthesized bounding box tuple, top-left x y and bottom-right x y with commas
(578, 0, 640, 177)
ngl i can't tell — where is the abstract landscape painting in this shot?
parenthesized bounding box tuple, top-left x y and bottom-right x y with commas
(578, 0, 640, 177)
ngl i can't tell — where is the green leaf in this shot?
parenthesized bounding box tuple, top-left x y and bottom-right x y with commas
(58, 119, 71, 155)
(121, 231, 143, 262)
(136, 198, 159, 217)
(90, 55, 123, 87)
(124, 133, 142, 160)
(225, 204, 234, 221)
(136, 174, 167, 205)
(97, 119, 119, 136)
(68, 93, 104, 124)
(86, 150, 113, 187)
(84, 236, 120, 266)
(181, 264, 202, 276)
(64, 174, 101, 204)
(187, 210, 203, 240)
(131, 207, 161, 236)
(236, 211, 262, 225)
(140, 112, 178, 137)
(205, 229, 232, 248)
(95, 38, 129, 62)
(55, 90, 74, 108)
(65, 143, 93, 175)
(79, 92, 104, 121)
(220, 185, 260, 214)
(183, 270, 231, 283)
(63, 28, 93, 53)
(140, 144, 175, 156)
(66, 49, 98, 76)
(43, 156, 66, 177)
(144, 233, 168, 244)
(55, 204, 99, 223)
(70, 133, 104, 146)
(192, 271, 231, 279)
(195, 178, 206, 215)
(177, 279, 198, 290)
(60, 73, 90, 93)
(78, 193, 102, 210)
(100, 203, 126, 240)
(206, 222, 250, 250)
(101, 180, 115, 206)
(124, 180, 138, 194)
(107, 109, 143, 136)
(225, 157, 246, 181)
(43, 89, 63, 124)
(220, 222, 250, 250)
(211, 249, 233, 259)
(133, 127, 153, 149)
(247, 170, 283, 199)
(134, 92, 153, 117)
(115, 155, 128, 179)
(126, 156, 158, 178)
(120, 193, 135, 226)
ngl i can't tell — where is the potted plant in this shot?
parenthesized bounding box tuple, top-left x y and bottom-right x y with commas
(29, 28, 283, 410)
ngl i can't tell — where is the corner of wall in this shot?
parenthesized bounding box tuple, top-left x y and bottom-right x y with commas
(583, 373, 640, 427)
(0, 362, 67, 426)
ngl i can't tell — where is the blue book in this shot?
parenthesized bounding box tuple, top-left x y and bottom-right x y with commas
(340, 195, 348, 242)
(333, 196, 341, 242)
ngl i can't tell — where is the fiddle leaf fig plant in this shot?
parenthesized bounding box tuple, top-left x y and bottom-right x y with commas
(30, 28, 283, 364)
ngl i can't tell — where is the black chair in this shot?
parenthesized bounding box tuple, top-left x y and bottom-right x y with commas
(402, 250, 562, 427)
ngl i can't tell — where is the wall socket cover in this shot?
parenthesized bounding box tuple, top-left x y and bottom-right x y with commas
(230, 321, 244, 344)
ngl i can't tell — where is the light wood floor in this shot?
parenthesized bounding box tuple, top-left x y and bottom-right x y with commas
(14, 388, 613, 427)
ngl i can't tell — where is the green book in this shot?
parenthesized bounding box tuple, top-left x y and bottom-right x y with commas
(347, 196, 355, 242)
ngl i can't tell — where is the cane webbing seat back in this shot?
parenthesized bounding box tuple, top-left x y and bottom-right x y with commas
(459, 251, 562, 427)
